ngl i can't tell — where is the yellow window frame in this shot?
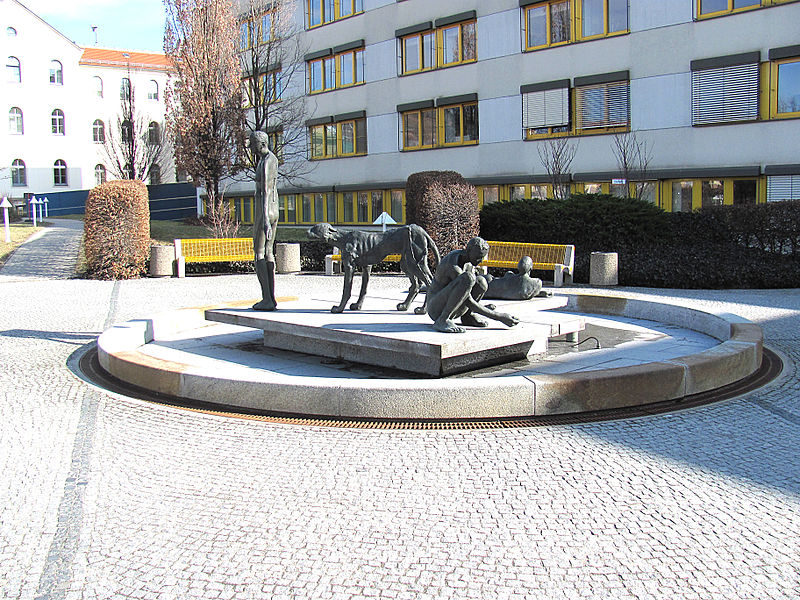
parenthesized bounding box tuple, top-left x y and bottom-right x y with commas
(437, 20, 477, 68)
(308, 55, 335, 94)
(401, 108, 437, 150)
(696, 0, 763, 18)
(523, 0, 574, 51)
(769, 56, 800, 119)
(575, 0, 629, 41)
(307, 0, 364, 29)
(337, 48, 365, 88)
(438, 102, 479, 147)
(400, 30, 435, 75)
(336, 119, 367, 157)
(573, 83, 630, 135)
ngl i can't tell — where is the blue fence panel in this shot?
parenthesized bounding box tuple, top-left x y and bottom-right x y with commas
(40, 183, 197, 220)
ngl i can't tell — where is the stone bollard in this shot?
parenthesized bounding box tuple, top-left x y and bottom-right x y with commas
(275, 243, 301, 273)
(589, 252, 618, 286)
(149, 245, 175, 277)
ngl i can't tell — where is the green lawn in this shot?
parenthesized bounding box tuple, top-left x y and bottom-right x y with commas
(149, 220, 309, 244)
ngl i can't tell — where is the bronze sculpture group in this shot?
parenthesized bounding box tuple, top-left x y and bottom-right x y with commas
(249, 128, 535, 333)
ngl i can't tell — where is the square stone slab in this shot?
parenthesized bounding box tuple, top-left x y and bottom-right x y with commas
(205, 296, 582, 377)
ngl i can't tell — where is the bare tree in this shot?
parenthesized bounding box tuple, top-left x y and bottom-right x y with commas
(537, 137, 578, 200)
(611, 130, 653, 199)
(100, 75, 167, 183)
(237, 0, 312, 183)
(164, 0, 245, 238)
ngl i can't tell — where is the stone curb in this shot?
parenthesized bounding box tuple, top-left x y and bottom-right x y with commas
(96, 293, 764, 419)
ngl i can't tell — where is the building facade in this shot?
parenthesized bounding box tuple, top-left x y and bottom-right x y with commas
(226, 0, 800, 228)
(1, 0, 174, 213)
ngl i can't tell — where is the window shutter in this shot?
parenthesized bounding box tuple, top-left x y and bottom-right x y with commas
(522, 87, 569, 128)
(576, 81, 629, 130)
(691, 63, 759, 125)
(767, 175, 800, 202)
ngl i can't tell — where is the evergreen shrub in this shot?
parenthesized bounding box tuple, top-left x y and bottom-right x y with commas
(84, 180, 150, 279)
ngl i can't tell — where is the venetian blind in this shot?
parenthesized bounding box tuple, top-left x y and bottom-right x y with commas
(575, 81, 629, 130)
(767, 175, 800, 202)
(522, 87, 569, 129)
(691, 63, 759, 125)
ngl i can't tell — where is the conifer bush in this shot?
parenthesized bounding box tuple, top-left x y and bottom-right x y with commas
(84, 180, 151, 279)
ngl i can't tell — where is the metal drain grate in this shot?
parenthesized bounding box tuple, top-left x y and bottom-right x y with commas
(78, 346, 783, 429)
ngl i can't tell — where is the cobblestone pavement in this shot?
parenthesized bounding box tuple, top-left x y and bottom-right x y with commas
(1, 220, 798, 600)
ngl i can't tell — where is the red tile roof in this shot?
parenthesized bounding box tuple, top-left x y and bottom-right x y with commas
(80, 48, 171, 72)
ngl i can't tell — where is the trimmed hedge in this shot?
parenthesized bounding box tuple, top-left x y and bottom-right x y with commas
(84, 180, 151, 279)
(406, 171, 479, 258)
(480, 194, 800, 289)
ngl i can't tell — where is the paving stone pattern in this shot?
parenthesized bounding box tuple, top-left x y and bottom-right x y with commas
(1, 221, 798, 599)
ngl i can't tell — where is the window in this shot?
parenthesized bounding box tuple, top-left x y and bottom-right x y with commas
(307, 0, 363, 28)
(390, 190, 404, 222)
(307, 44, 364, 93)
(308, 113, 367, 159)
(357, 192, 369, 222)
(121, 77, 131, 100)
(93, 76, 103, 98)
(148, 122, 161, 145)
(51, 109, 65, 134)
(522, 0, 627, 50)
(148, 80, 159, 100)
(93, 119, 105, 143)
(278, 194, 298, 223)
(672, 181, 694, 212)
(398, 13, 476, 75)
(767, 174, 800, 201)
(691, 54, 759, 125)
(697, 0, 761, 18)
(701, 180, 724, 207)
(733, 179, 757, 204)
(121, 120, 132, 143)
(400, 96, 479, 150)
(149, 165, 162, 185)
(95, 164, 106, 186)
(769, 48, 800, 118)
(49, 60, 63, 84)
(7, 56, 21, 83)
(240, 20, 253, 50)
(9, 107, 23, 134)
(575, 75, 629, 132)
(11, 159, 26, 186)
(54, 160, 68, 186)
(522, 81, 570, 138)
(580, 0, 628, 39)
(524, 0, 571, 50)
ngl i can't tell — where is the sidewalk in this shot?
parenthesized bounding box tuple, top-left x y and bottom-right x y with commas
(0, 226, 798, 600)
(0, 218, 83, 280)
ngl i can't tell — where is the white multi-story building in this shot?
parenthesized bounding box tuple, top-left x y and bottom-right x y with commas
(226, 0, 800, 227)
(1, 0, 173, 212)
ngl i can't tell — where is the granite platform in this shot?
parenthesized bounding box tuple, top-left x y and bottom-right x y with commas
(204, 296, 583, 376)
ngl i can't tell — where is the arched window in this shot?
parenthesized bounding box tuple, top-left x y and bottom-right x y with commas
(149, 164, 161, 185)
(148, 121, 161, 145)
(53, 159, 68, 186)
(120, 77, 131, 100)
(92, 119, 105, 143)
(148, 79, 159, 100)
(7, 56, 21, 83)
(95, 164, 106, 186)
(7, 27, 17, 37)
(121, 120, 132, 143)
(49, 60, 63, 84)
(9, 107, 23, 134)
(51, 109, 65, 134)
(11, 159, 26, 186)
(93, 76, 103, 98)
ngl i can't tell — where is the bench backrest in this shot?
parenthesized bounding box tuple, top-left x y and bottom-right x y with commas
(177, 237, 253, 263)
(483, 241, 574, 271)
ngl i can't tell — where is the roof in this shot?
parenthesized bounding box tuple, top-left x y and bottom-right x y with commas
(80, 48, 172, 72)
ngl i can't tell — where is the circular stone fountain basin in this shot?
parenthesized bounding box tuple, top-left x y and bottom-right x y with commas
(96, 293, 763, 420)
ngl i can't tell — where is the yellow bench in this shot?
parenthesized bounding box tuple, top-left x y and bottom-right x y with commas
(328, 241, 574, 287)
(481, 241, 574, 287)
(173, 237, 254, 277)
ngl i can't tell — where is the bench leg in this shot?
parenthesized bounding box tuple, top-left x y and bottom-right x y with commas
(175, 257, 186, 278)
(553, 268, 564, 287)
(325, 255, 339, 276)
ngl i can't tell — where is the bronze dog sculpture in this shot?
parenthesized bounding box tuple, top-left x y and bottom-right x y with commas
(308, 222, 440, 314)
